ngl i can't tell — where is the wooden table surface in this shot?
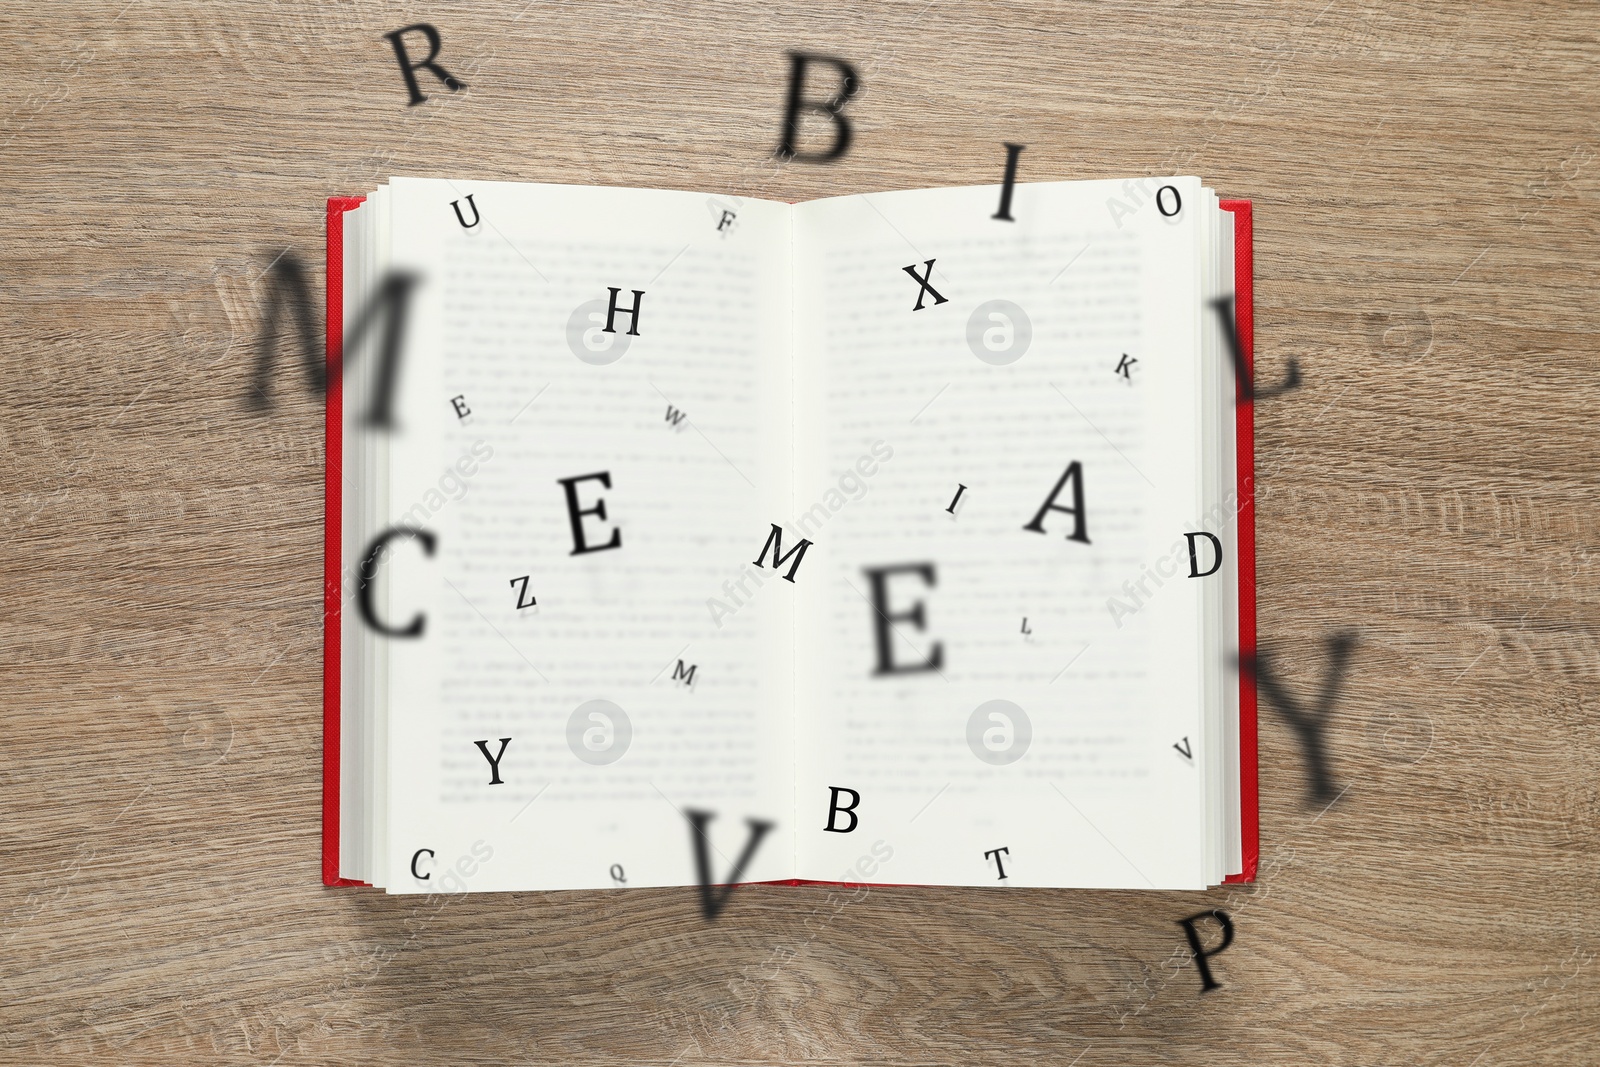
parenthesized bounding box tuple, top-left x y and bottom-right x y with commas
(3, 2, 1596, 1063)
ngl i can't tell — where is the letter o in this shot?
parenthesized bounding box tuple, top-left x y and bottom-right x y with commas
(1156, 185, 1182, 217)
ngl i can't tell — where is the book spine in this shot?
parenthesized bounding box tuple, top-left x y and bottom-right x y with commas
(324, 195, 368, 887)
(1219, 198, 1259, 885)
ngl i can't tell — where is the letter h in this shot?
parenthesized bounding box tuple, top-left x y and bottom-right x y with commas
(604, 288, 645, 337)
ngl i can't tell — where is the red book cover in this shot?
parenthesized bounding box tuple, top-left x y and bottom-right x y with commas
(1221, 198, 1259, 884)
(323, 195, 367, 886)
(320, 194, 1259, 888)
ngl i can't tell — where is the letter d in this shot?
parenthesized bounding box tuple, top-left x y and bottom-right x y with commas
(1185, 532, 1223, 578)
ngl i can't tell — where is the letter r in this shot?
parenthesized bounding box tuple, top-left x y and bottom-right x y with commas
(384, 23, 466, 106)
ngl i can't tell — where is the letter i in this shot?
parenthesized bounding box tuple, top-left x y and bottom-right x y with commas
(993, 143, 1023, 221)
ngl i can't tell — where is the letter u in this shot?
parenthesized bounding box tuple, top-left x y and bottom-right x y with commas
(451, 194, 480, 229)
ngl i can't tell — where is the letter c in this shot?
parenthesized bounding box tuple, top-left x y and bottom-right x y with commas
(359, 526, 437, 637)
(411, 848, 435, 880)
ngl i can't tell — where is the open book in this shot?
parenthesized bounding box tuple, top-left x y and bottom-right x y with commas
(323, 175, 1258, 893)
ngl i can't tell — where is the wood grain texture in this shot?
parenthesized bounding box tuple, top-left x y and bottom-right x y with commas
(2, 1, 1597, 1063)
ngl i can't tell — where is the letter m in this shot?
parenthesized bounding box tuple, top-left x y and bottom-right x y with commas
(671, 660, 697, 686)
(250, 250, 420, 430)
(752, 523, 812, 583)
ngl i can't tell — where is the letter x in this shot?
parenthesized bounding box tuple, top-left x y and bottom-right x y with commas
(902, 260, 949, 311)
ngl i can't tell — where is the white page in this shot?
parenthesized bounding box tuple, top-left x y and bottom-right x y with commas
(1199, 188, 1223, 886)
(338, 193, 394, 886)
(791, 178, 1211, 889)
(369, 186, 394, 888)
(377, 178, 795, 892)
(1217, 210, 1243, 878)
(338, 202, 366, 880)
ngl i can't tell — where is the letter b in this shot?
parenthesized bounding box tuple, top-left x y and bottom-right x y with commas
(823, 786, 861, 833)
(776, 53, 860, 162)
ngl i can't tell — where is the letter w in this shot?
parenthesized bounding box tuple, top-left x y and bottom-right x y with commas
(665, 404, 687, 427)
(752, 523, 812, 582)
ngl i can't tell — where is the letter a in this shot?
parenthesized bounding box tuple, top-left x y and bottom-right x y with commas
(685, 809, 775, 921)
(776, 52, 860, 162)
(1022, 461, 1090, 543)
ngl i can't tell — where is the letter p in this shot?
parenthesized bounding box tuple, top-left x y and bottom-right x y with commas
(1177, 909, 1235, 992)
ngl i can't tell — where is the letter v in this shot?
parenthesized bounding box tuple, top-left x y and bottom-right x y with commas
(685, 809, 775, 921)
